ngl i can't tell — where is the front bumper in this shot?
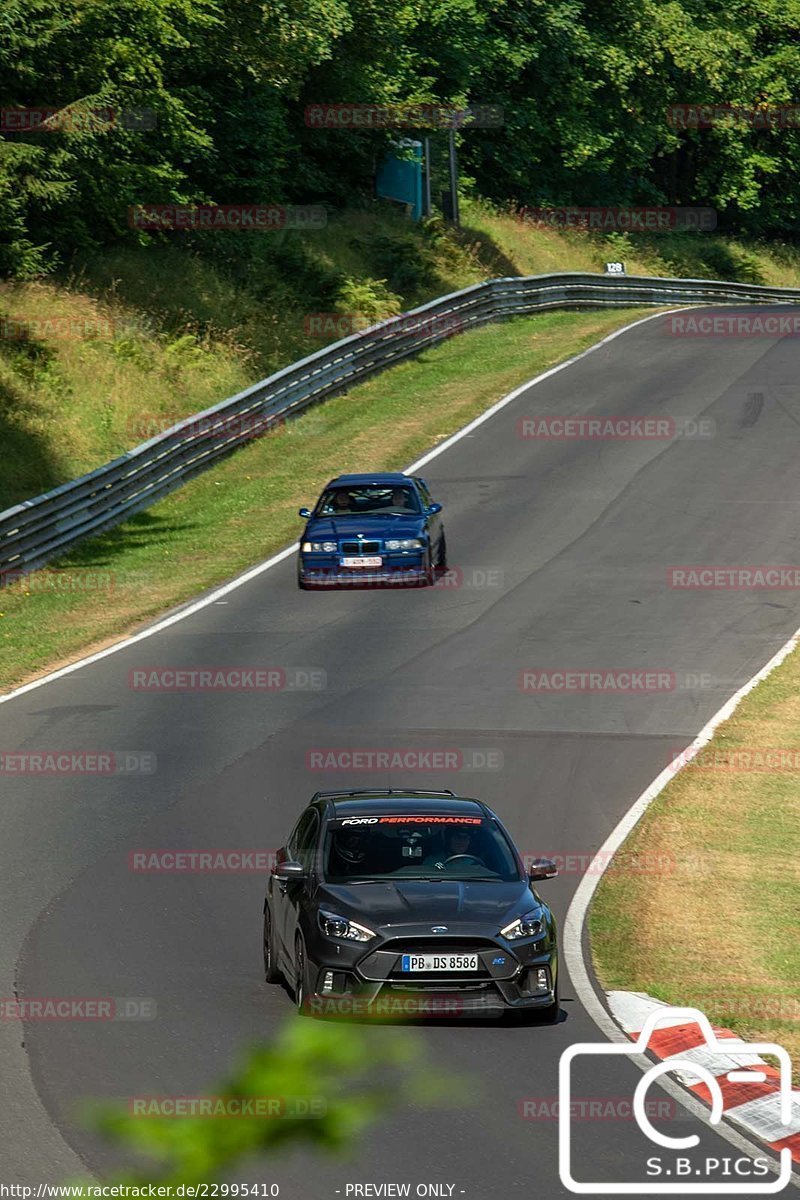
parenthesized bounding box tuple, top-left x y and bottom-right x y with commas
(302, 930, 558, 1018)
(298, 561, 424, 585)
(298, 555, 427, 588)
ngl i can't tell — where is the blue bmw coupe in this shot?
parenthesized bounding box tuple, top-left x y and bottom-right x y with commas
(297, 472, 447, 589)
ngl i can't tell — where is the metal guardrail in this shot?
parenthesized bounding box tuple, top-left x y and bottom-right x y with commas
(3, 270, 800, 576)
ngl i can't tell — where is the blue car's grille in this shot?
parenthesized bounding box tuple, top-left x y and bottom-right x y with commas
(340, 541, 381, 554)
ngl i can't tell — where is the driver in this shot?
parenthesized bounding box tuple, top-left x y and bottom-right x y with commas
(331, 491, 352, 513)
(390, 486, 413, 510)
(425, 828, 483, 871)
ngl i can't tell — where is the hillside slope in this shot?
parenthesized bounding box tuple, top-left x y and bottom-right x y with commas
(3, 198, 800, 512)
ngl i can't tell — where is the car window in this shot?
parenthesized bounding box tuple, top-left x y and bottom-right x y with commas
(414, 478, 433, 507)
(292, 810, 319, 871)
(285, 816, 303, 859)
(323, 818, 521, 882)
(316, 485, 421, 516)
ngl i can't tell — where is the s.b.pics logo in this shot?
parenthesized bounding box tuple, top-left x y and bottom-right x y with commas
(559, 1007, 795, 1193)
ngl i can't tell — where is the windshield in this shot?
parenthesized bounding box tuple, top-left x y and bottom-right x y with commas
(316, 484, 421, 517)
(323, 817, 521, 883)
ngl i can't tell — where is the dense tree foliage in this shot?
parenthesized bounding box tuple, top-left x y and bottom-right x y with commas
(1, 0, 799, 274)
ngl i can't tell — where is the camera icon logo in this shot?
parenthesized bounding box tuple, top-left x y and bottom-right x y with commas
(559, 1006, 794, 1193)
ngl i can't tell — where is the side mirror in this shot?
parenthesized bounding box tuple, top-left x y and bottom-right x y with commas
(528, 857, 558, 882)
(272, 860, 306, 881)
(298, 507, 312, 519)
(427, 502, 443, 516)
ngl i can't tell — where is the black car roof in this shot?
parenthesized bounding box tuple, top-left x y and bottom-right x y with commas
(319, 791, 486, 818)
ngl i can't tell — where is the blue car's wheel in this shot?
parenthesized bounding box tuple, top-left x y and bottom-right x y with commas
(437, 531, 448, 571)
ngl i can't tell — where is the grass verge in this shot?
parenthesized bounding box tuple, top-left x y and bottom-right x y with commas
(0, 306, 655, 692)
(589, 644, 800, 1080)
(5, 200, 800, 512)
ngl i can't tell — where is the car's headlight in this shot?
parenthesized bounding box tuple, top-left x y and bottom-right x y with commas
(318, 911, 376, 942)
(500, 910, 545, 940)
(385, 538, 423, 551)
(302, 541, 337, 553)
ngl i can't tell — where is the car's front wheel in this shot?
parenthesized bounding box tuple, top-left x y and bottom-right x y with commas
(437, 530, 448, 572)
(263, 906, 281, 983)
(294, 934, 313, 1015)
(539, 980, 560, 1024)
(420, 548, 435, 587)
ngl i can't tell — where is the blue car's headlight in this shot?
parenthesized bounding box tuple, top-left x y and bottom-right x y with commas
(385, 538, 424, 551)
(500, 911, 546, 940)
(302, 541, 337, 553)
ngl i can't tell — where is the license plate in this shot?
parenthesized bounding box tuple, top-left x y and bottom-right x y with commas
(400, 953, 479, 973)
(341, 556, 382, 567)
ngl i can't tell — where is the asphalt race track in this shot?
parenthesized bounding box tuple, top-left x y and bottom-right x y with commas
(2, 307, 800, 1196)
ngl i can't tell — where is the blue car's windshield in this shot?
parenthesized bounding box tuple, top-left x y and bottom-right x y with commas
(317, 484, 421, 517)
(323, 818, 522, 883)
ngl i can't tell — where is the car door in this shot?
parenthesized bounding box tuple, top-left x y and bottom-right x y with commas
(272, 811, 307, 961)
(414, 477, 442, 557)
(279, 808, 319, 959)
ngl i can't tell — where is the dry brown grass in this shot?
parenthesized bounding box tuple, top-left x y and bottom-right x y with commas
(590, 648, 800, 1077)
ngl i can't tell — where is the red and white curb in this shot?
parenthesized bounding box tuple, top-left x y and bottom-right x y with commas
(608, 991, 800, 1164)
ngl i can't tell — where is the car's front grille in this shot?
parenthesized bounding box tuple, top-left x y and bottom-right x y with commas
(381, 938, 499, 954)
(381, 937, 497, 982)
(340, 541, 381, 554)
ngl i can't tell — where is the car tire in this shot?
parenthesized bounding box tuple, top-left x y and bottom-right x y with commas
(294, 934, 313, 1015)
(539, 981, 560, 1025)
(504, 980, 560, 1025)
(437, 531, 448, 572)
(421, 549, 435, 587)
(297, 571, 308, 590)
(263, 906, 281, 984)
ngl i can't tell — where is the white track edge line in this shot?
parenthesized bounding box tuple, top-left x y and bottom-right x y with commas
(0, 305, 687, 708)
(564, 620, 800, 1186)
